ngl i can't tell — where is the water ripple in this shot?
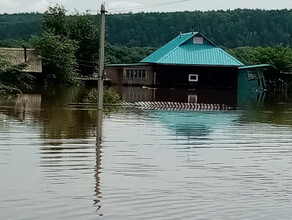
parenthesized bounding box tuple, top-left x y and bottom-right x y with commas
(1, 103, 292, 219)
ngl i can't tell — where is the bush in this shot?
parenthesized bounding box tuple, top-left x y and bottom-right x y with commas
(83, 88, 120, 104)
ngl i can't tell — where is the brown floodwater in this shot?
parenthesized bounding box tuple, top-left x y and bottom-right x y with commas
(1, 86, 292, 219)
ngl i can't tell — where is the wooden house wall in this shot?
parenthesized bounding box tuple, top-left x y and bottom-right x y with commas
(0, 48, 42, 73)
(105, 65, 154, 86)
(155, 65, 238, 89)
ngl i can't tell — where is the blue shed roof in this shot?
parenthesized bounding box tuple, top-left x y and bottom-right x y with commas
(140, 32, 244, 67)
(238, 64, 270, 69)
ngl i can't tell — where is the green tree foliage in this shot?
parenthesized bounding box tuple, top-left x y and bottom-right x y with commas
(1, 9, 291, 48)
(30, 5, 99, 82)
(30, 32, 77, 84)
(43, 5, 68, 36)
(105, 9, 292, 48)
(228, 46, 292, 74)
(40, 5, 99, 77)
(83, 88, 120, 104)
(68, 13, 99, 76)
(105, 44, 154, 64)
(228, 46, 292, 87)
(0, 13, 42, 40)
(0, 39, 31, 48)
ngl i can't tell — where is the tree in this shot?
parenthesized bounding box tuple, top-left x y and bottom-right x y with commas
(105, 44, 154, 64)
(43, 5, 69, 37)
(0, 39, 31, 48)
(228, 46, 292, 87)
(68, 13, 99, 77)
(41, 5, 99, 77)
(30, 32, 77, 84)
(228, 46, 292, 74)
(1, 9, 292, 48)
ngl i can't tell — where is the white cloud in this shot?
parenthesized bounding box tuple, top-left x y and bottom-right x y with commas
(30, 0, 49, 12)
(0, 0, 291, 14)
(0, 0, 18, 8)
(107, 1, 142, 12)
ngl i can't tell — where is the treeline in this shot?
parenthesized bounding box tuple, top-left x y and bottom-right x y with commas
(0, 9, 292, 48)
(1, 6, 292, 93)
(228, 46, 292, 87)
(0, 13, 42, 40)
(105, 9, 292, 48)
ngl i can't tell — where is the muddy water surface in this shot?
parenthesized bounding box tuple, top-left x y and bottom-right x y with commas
(1, 86, 292, 219)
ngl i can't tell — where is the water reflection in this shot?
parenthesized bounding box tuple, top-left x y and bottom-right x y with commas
(15, 94, 42, 110)
(94, 109, 103, 214)
(112, 86, 238, 107)
(239, 91, 292, 125)
(151, 110, 237, 139)
(1, 86, 292, 219)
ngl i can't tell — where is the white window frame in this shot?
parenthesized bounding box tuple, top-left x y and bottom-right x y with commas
(124, 68, 147, 80)
(189, 74, 199, 82)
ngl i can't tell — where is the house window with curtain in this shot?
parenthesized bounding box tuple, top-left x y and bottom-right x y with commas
(124, 69, 147, 80)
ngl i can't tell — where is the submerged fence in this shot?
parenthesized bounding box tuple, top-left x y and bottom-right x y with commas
(71, 101, 233, 111)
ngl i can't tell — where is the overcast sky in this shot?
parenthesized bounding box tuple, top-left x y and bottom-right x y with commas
(0, 0, 291, 14)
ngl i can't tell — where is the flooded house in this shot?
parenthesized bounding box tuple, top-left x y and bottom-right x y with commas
(0, 47, 42, 73)
(106, 32, 268, 91)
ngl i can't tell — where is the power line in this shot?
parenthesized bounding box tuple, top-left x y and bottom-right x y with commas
(109, 0, 191, 13)
(40, 52, 97, 65)
(41, 56, 97, 68)
(89, 0, 191, 14)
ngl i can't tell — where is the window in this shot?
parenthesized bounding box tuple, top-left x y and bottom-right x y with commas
(134, 70, 138, 78)
(126, 69, 130, 78)
(141, 70, 146, 79)
(189, 74, 199, 82)
(130, 69, 134, 78)
(247, 70, 258, 81)
(193, 37, 204, 44)
(124, 68, 147, 80)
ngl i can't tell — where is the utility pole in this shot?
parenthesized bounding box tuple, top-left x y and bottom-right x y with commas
(97, 3, 106, 111)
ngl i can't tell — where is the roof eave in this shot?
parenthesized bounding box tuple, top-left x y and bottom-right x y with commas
(106, 63, 151, 67)
(239, 64, 270, 70)
(140, 62, 243, 67)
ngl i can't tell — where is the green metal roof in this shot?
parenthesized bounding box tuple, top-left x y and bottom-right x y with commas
(105, 63, 149, 67)
(140, 32, 244, 67)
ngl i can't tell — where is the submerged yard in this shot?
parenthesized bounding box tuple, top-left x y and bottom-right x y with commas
(1, 86, 292, 219)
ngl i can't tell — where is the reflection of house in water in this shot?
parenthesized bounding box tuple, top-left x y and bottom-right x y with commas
(151, 110, 237, 139)
(112, 86, 155, 102)
(154, 89, 237, 106)
(15, 94, 42, 110)
(13, 94, 42, 119)
(113, 86, 268, 109)
(113, 86, 238, 107)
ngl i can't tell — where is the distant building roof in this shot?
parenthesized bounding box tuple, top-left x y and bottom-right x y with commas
(238, 64, 270, 70)
(105, 63, 149, 67)
(140, 32, 244, 67)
